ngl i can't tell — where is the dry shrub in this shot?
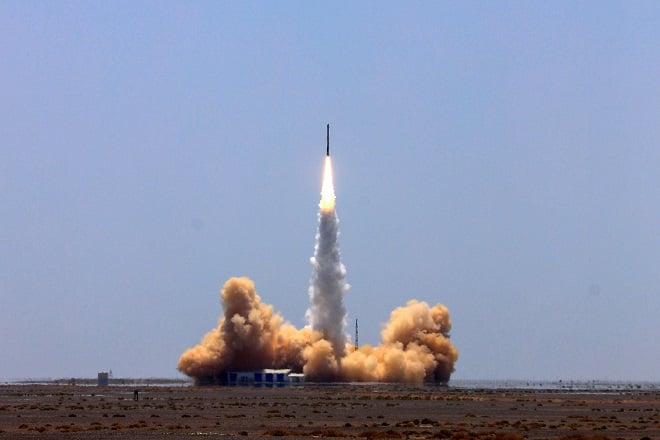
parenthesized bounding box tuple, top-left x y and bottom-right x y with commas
(397, 418, 439, 428)
(358, 430, 403, 438)
(431, 429, 453, 439)
(264, 428, 295, 436)
(559, 435, 612, 440)
(527, 422, 546, 429)
(494, 434, 523, 440)
(447, 430, 471, 440)
(57, 425, 83, 433)
(28, 426, 48, 432)
(310, 429, 347, 437)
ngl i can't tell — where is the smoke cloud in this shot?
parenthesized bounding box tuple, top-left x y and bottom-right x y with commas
(178, 277, 457, 384)
(178, 155, 458, 383)
(177, 277, 320, 383)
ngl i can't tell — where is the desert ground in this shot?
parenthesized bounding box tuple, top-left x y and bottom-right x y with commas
(0, 383, 657, 439)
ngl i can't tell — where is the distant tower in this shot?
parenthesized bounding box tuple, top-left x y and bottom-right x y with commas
(97, 371, 109, 386)
(355, 318, 359, 350)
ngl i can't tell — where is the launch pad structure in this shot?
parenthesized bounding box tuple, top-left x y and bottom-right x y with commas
(226, 369, 304, 386)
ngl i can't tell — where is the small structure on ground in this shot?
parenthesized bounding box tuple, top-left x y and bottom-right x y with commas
(226, 369, 305, 386)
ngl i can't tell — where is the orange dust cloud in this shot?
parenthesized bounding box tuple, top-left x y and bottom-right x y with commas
(178, 277, 458, 384)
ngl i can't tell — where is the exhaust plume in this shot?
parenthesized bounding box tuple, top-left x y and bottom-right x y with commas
(178, 152, 458, 384)
(306, 156, 349, 364)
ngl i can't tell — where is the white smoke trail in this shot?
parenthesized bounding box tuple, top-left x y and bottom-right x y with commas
(305, 156, 349, 364)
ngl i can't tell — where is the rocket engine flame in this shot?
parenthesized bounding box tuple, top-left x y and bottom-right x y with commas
(177, 135, 458, 384)
(319, 156, 335, 212)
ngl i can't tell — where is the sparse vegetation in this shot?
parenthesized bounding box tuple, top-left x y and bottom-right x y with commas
(0, 384, 655, 438)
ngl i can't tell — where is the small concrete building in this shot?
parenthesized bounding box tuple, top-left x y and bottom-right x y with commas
(288, 373, 305, 384)
(97, 371, 109, 386)
(226, 369, 304, 386)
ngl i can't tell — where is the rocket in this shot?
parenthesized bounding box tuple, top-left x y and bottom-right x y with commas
(326, 124, 330, 156)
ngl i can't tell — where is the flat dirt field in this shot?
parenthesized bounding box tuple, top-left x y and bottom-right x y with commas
(0, 384, 657, 439)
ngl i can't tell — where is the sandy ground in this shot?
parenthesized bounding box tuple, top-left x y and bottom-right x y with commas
(0, 384, 657, 439)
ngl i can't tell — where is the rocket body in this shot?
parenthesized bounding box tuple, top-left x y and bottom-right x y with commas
(326, 124, 330, 156)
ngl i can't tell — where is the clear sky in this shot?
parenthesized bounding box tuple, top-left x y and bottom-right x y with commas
(1, 1, 658, 381)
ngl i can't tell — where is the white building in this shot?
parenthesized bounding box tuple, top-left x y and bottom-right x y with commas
(226, 369, 305, 386)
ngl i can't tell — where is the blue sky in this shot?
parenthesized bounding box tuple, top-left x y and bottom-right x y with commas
(1, 1, 658, 381)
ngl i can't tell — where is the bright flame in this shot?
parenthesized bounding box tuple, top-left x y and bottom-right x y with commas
(319, 156, 335, 211)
